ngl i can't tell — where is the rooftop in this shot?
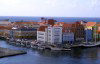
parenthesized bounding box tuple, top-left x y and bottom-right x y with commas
(86, 22, 96, 27)
(38, 26, 48, 32)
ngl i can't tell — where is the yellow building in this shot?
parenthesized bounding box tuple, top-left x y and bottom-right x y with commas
(85, 22, 96, 30)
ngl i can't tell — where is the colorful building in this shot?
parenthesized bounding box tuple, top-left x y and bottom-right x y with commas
(11, 27, 37, 39)
(62, 23, 74, 44)
(85, 22, 96, 41)
(71, 22, 85, 41)
(95, 23, 100, 41)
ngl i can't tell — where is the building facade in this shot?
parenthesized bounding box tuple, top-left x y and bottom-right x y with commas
(47, 26, 62, 44)
(71, 22, 85, 41)
(37, 26, 62, 44)
(62, 23, 74, 44)
(85, 22, 96, 41)
(11, 27, 37, 39)
(63, 32, 74, 44)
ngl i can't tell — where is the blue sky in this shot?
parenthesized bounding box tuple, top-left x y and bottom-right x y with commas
(0, 0, 100, 17)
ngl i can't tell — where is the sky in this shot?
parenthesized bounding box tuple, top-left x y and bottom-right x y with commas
(0, 0, 100, 17)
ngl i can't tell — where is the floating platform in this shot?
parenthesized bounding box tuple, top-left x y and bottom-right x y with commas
(71, 42, 100, 48)
(0, 47, 27, 58)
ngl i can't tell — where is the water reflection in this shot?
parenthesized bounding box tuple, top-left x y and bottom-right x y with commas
(0, 40, 100, 64)
(38, 50, 70, 57)
(38, 47, 99, 59)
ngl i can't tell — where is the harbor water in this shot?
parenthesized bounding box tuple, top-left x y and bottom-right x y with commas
(0, 40, 100, 64)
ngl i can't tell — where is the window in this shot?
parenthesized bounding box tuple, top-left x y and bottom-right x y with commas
(38, 33, 44, 35)
(38, 37, 44, 39)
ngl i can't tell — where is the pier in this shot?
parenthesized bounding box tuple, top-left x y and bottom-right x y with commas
(0, 47, 27, 58)
(71, 41, 100, 48)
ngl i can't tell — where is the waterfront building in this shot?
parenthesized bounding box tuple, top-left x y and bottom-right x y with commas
(85, 22, 96, 30)
(11, 27, 37, 39)
(71, 22, 85, 41)
(85, 22, 96, 40)
(62, 23, 74, 44)
(37, 25, 62, 44)
(95, 23, 100, 41)
(85, 29, 93, 42)
(37, 26, 48, 43)
(85, 22, 96, 42)
(47, 25, 62, 44)
(37, 22, 76, 44)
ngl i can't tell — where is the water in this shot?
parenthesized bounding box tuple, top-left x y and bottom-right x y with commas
(0, 16, 100, 22)
(0, 40, 100, 64)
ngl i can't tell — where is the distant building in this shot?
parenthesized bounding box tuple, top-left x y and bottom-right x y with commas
(0, 20, 11, 26)
(12, 21, 40, 29)
(0, 26, 11, 38)
(11, 27, 37, 39)
(39, 18, 56, 26)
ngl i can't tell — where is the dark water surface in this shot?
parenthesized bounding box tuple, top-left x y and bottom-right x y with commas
(0, 40, 100, 64)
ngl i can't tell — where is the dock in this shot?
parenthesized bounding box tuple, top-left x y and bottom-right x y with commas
(0, 47, 27, 58)
(82, 42, 100, 47)
(71, 41, 100, 48)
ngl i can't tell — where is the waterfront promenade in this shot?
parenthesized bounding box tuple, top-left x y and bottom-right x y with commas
(7, 38, 100, 51)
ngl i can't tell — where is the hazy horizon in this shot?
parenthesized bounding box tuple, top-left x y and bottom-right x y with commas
(0, 16, 100, 18)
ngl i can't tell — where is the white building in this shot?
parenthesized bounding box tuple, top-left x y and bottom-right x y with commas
(37, 26, 47, 43)
(37, 26, 62, 44)
(47, 26, 62, 44)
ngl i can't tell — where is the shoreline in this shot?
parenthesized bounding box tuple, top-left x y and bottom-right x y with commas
(6, 38, 100, 52)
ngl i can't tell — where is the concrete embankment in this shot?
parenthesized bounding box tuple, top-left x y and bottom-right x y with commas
(0, 47, 27, 58)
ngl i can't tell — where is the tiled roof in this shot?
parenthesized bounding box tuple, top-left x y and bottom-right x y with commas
(62, 23, 72, 28)
(0, 26, 12, 30)
(16, 27, 37, 31)
(13, 22, 38, 25)
(38, 26, 48, 32)
(97, 24, 100, 26)
(86, 22, 96, 26)
(62, 23, 73, 33)
(38, 21, 46, 26)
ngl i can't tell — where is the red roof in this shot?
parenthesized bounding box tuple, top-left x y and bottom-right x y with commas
(13, 22, 38, 25)
(38, 26, 48, 32)
(97, 24, 100, 26)
(0, 26, 12, 30)
(86, 22, 96, 26)
(62, 23, 73, 33)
